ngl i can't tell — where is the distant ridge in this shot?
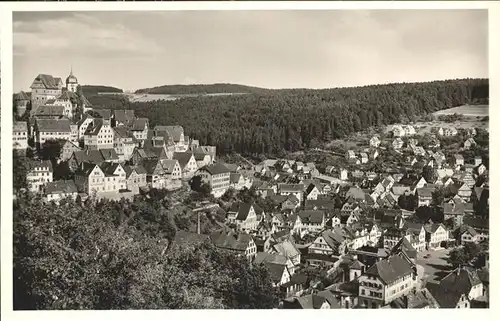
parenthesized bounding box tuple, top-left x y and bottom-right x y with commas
(134, 83, 269, 95)
(81, 85, 123, 95)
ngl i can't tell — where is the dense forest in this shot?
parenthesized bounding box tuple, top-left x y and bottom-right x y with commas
(135, 83, 269, 95)
(13, 189, 281, 310)
(88, 79, 488, 159)
(80, 85, 123, 95)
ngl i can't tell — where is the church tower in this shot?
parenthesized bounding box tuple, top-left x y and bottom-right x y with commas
(66, 67, 78, 93)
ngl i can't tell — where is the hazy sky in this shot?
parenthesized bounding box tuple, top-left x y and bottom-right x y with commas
(13, 10, 488, 92)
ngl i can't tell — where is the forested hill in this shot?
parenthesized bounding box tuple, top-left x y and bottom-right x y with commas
(81, 85, 123, 95)
(135, 83, 269, 95)
(91, 78, 488, 158)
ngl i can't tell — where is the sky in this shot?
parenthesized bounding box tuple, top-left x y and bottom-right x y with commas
(13, 10, 488, 92)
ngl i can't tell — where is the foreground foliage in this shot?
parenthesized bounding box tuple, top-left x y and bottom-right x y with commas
(13, 195, 280, 310)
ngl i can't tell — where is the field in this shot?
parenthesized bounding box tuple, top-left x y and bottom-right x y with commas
(433, 104, 489, 117)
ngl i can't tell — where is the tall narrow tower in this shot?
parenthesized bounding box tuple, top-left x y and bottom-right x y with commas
(66, 67, 78, 93)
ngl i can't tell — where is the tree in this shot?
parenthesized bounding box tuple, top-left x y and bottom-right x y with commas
(14, 195, 280, 310)
(421, 165, 436, 183)
(39, 139, 66, 161)
(448, 248, 470, 268)
(13, 151, 28, 191)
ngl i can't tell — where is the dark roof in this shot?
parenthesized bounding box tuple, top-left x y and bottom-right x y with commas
(15, 91, 30, 100)
(298, 210, 325, 224)
(229, 202, 260, 221)
(113, 109, 135, 125)
(33, 105, 65, 117)
(391, 237, 417, 259)
(71, 149, 105, 166)
(99, 162, 122, 176)
(36, 118, 71, 132)
(173, 152, 195, 169)
(44, 180, 77, 194)
(93, 109, 111, 119)
(199, 163, 230, 175)
(316, 290, 341, 309)
(99, 148, 119, 161)
(210, 231, 253, 252)
(123, 164, 147, 177)
(416, 187, 434, 197)
(426, 281, 467, 308)
(304, 253, 339, 263)
(463, 216, 489, 230)
(113, 126, 135, 139)
(279, 184, 304, 193)
(84, 118, 105, 136)
(155, 125, 184, 142)
(364, 255, 414, 285)
(131, 118, 148, 131)
(31, 74, 61, 90)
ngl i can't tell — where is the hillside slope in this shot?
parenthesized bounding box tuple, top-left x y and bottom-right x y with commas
(135, 83, 269, 95)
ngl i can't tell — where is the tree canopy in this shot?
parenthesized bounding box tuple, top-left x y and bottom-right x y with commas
(13, 194, 281, 310)
(89, 78, 489, 158)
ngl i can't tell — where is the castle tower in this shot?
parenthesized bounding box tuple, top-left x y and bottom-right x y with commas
(66, 67, 78, 93)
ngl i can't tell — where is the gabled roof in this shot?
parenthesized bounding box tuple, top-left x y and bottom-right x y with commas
(99, 148, 119, 161)
(36, 118, 71, 132)
(31, 74, 61, 90)
(44, 180, 78, 195)
(71, 149, 105, 166)
(443, 202, 465, 215)
(93, 109, 111, 119)
(131, 118, 148, 131)
(155, 125, 184, 142)
(84, 118, 105, 136)
(364, 255, 414, 285)
(427, 267, 482, 308)
(113, 109, 135, 125)
(391, 237, 417, 260)
(210, 231, 253, 252)
(113, 126, 135, 139)
(33, 105, 65, 117)
(416, 187, 433, 197)
(123, 164, 147, 178)
(463, 216, 489, 230)
(199, 162, 230, 175)
(173, 152, 195, 169)
(99, 162, 122, 177)
(160, 159, 180, 174)
(15, 91, 30, 100)
(298, 210, 325, 224)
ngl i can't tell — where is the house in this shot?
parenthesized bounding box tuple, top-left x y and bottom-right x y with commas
(392, 138, 404, 150)
(476, 164, 487, 176)
(142, 159, 182, 190)
(173, 152, 198, 178)
(74, 163, 105, 194)
(193, 152, 212, 168)
(26, 160, 53, 193)
(30, 74, 63, 109)
(60, 140, 82, 162)
(412, 146, 426, 157)
(360, 152, 368, 164)
(69, 124, 78, 143)
(197, 163, 232, 198)
(392, 125, 405, 137)
(123, 165, 147, 194)
(426, 267, 483, 308)
(357, 255, 417, 308)
(339, 168, 348, 181)
(346, 150, 356, 160)
(210, 230, 256, 261)
(305, 183, 322, 201)
(113, 126, 137, 161)
(444, 127, 458, 137)
(13, 121, 28, 151)
(111, 109, 135, 127)
(84, 118, 114, 150)
(98, 162, 127, 193)
(454, 154, 465, 167)
(227, 202, 262, 233)
(370, 136, 381, 148)
(155, 125, 188, 152)
(443, 202, 465, 226)
(93, 109, 112, 120)
(414, 177, 427, 189)
(123, 118, 146, 142)
(457, 184, 473, 202)
(278, 184, 304, 204)
(34, 118, 71, 148)
(130, 146, 168, 165)
(463, 216, 488, 243)
(474, 156, 483, 167)
(416, 188, 434, 207)
(434, 127, 444, 136)
(297, 210, 326, 234)
(14, 91, 30, 117)
(403, 125, 416, 136)
(229, 173, 252, 191)
(282, 292, 339, 309)
(254, 253, 291, 287)
(45, 180, 78, 202)
(309, 229, 348, 256)
(460, 226, 481, 244)
(463, 138, 476, 150)
(425, 224, 448, 249)
(76, 114, 94, 140)
(370, 149, 379, 160)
